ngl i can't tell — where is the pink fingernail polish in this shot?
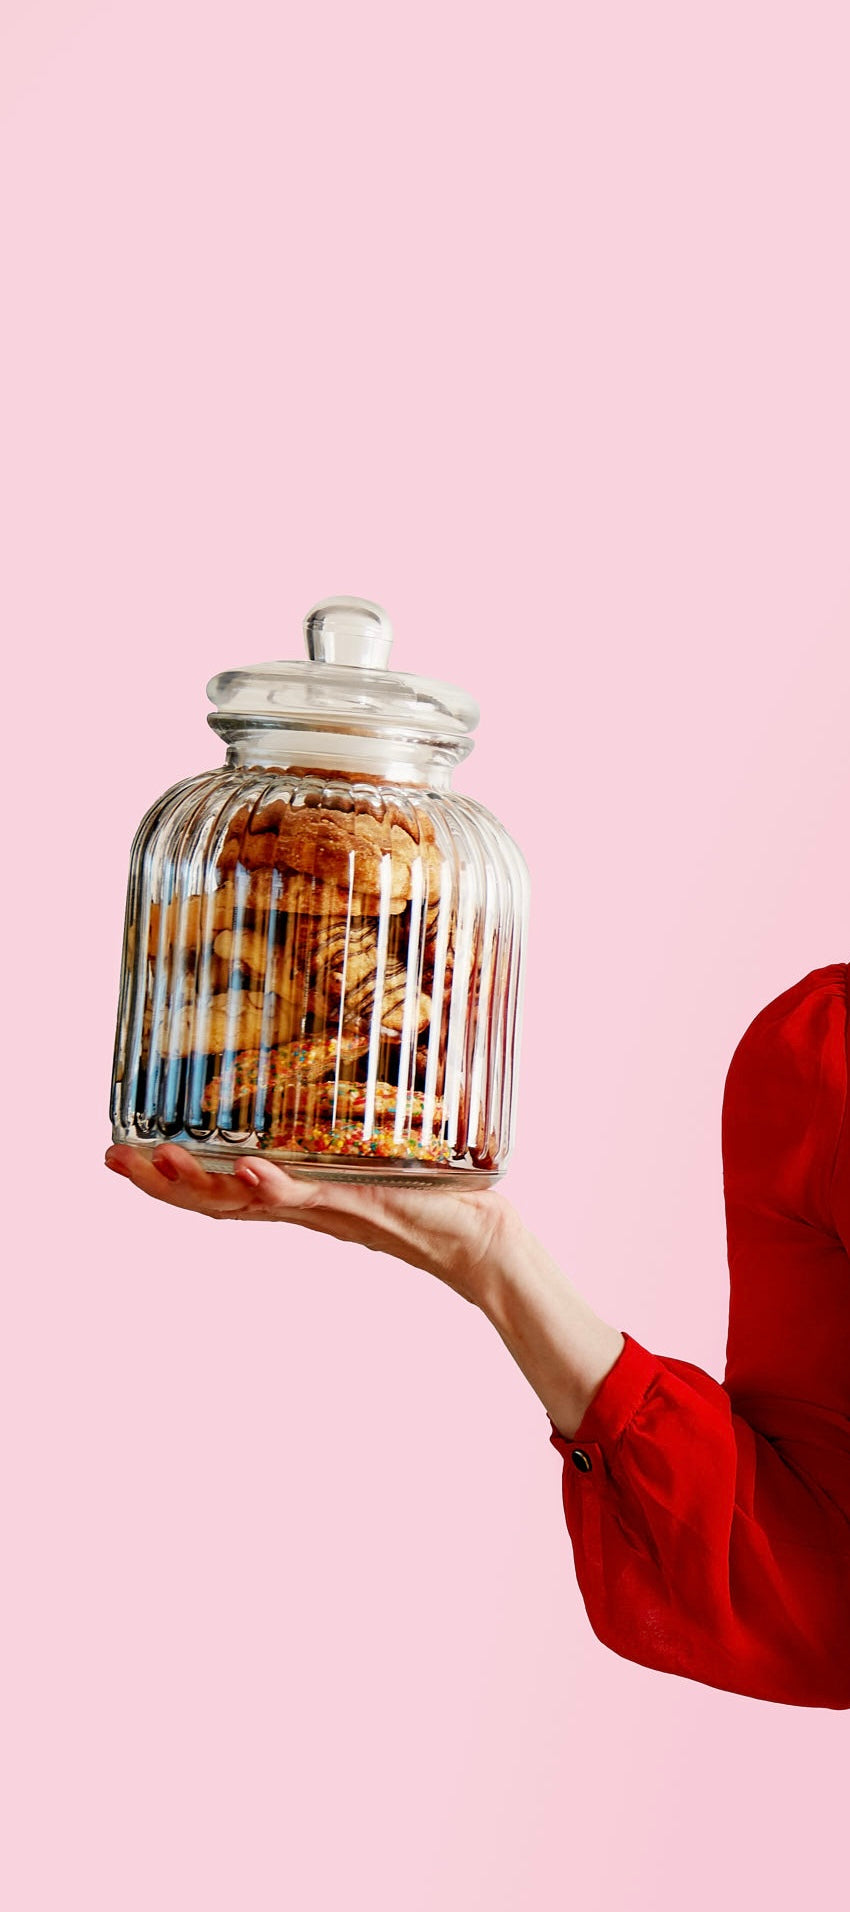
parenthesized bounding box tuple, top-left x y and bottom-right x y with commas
(154, 1158, 180, 1183)
(106, 1160, 131, 1178)
(238, 1166, 260, 1186)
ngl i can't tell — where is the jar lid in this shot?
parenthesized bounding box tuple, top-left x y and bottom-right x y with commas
(206, 597, 479, 750)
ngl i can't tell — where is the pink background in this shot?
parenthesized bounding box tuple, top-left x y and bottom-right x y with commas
(2, 3, 849, 1906)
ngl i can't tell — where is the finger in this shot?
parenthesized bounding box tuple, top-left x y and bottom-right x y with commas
(151, 1143, 249, 1204)
(236, 1155, 431, 1227)
(104, 1144, 255, 1216)
(231, 1154, 325, 1211)
(234, 1157, 437, 1250)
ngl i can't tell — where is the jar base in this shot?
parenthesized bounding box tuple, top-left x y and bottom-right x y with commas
(112, 1134, 502, 1191)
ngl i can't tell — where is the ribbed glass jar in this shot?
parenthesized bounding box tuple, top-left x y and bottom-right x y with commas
(109, 598, 529, 1187)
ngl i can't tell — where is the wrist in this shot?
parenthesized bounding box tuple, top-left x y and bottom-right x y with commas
(475, 1213, 625, 1438)
(438, 1192, 528, 1307)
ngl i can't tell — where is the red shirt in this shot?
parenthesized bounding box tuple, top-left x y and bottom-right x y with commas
(549, 962, 850, 1708)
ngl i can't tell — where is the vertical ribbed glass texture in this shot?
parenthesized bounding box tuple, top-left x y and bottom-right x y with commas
(110, 768, 529, 1186)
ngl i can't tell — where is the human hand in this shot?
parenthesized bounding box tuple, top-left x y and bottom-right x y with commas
(105, 1142, 625, 1436)
(103, 1143, 520, 1310)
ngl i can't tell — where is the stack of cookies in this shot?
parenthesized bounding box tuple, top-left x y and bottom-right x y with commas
(131, 781, 458, 1163)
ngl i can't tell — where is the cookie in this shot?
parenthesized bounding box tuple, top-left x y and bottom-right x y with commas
(245, 870, 406, 917)
(145, 882, 240, 958)
(217, 792, 443, 900)
(200, 1032, 373, 1111)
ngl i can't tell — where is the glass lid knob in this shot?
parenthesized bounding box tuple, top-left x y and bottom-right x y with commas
(303, 596, 393, 670)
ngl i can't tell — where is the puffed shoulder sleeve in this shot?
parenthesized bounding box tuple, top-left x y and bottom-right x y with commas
(549, 962, 850, 1708)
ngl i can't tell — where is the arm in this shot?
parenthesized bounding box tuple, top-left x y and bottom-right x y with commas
(105, 963, 850, 1706)
(484, 961, 850, 1710)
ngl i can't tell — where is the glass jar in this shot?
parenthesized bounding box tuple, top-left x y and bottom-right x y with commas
(109, 597, 530, 1187)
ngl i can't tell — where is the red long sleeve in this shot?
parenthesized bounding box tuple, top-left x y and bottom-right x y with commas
(549, 961, 850, 1707)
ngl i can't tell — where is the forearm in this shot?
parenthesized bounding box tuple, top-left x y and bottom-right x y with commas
(473, 1207, 625, 1438)
(474, 1214, 850, 1709)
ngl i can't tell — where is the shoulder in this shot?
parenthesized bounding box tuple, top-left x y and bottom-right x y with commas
(726, 962, 847, 1078)
(722, 962, 848, 1234)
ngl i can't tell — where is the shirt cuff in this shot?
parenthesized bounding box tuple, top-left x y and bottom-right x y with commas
(548, 1331, 664, 1457)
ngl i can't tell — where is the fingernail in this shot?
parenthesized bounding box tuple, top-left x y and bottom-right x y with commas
(153, 1157, 181, 1183)
(238, 1166, 260, 1186)
(106, 1159, 131, 1178)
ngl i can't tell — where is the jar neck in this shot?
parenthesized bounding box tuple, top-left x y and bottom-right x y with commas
(216, 723, 470, 792)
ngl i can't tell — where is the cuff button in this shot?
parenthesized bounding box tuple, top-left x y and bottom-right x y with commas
(571, 1449, 593, 1473)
